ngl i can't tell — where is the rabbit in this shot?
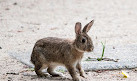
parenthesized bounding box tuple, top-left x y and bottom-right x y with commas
(31, 20, 94, 81)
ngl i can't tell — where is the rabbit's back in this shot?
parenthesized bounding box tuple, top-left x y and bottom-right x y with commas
(31, 37, 73, 64)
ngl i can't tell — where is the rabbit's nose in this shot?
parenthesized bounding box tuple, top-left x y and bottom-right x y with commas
(88, 44, 94, 49)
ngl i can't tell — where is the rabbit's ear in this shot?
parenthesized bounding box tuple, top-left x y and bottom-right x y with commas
(75, 22, 82, 34)
(82, 20, 94, 33)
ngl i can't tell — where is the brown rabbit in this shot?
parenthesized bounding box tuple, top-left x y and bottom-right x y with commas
(31, 20, 94, 81)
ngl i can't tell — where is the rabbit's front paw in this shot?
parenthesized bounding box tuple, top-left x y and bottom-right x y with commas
(80, 75, 85, 78)
(80, 73, 86, 78)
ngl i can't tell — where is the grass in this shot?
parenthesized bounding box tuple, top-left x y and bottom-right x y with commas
(85, 42, 106, 61)
(97, 42, 105, 61)
(56, 69, 65, 73)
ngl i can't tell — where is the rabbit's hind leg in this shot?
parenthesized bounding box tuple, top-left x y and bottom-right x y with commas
(35, 62, 48, 77)
(47, 65, 63, 77)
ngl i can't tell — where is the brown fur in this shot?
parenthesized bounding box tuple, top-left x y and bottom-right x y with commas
(31, 20, 94, 81)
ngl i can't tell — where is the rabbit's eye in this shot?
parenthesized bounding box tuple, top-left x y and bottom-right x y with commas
(82, 38, 86, 43)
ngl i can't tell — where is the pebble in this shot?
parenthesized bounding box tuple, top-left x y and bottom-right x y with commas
(13, 2, 17, 5)
(5, 8, 10, 10)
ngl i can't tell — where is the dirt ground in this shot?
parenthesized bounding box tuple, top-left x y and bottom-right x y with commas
(1, 53, 137, 81)
(1, 0, 137, 81)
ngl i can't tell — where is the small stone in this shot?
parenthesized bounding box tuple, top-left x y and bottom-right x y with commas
(64, 23, 67, 25)
(5, 8, 10, 10)
(17, 30, 23, 32)
(8, 77, 12, 80)
(96, 36, 97, 39)
(37, 28, 39, 30)
(113, 46, 115, 49)
(85, 72, 89, 75)
(85, 17, 88, 20)
(21, 26, 24, 28)
(50, 27, 58, 30)
(31, 77, 35, 80)
(13, 2, 17, 5)
(0, 47, 2, 49)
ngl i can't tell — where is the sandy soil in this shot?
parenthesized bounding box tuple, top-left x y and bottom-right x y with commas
(1, 53, 137, 81)
(1, 0, 137, 81)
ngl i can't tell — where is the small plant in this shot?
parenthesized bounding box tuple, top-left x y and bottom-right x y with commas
(85, 42, 106, 61)
(28, 68, 35, 71)
(85, 57, 94, 61)
(97, 42, 105, 61)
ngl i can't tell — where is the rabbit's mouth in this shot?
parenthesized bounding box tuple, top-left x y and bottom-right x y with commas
(87, 49, 92, 52)
(86, 47, 94, 52)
